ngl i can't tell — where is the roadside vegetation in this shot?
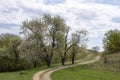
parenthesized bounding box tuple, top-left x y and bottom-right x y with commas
(0, 66, 47, 80)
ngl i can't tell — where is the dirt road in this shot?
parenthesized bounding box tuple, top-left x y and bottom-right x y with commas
(33, 55, 101, 80)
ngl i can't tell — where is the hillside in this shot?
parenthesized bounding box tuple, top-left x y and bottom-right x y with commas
(51, 53, 120, 80)
(89, 53, 120, 72)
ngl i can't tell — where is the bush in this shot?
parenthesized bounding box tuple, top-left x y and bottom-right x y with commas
(0, 57, 33, 72)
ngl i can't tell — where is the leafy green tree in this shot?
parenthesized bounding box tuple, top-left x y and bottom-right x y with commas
(18, 40, 42, 68)
(0, 33, 31, 72)
(103, 29, 120, 53)
(0, 33, 16, 50)
(8, 36, 22, 63)
(21, 14, 67, 67)
(71, 30, 88, 64)
(71, 33, 79, 64)
(56, 27, 72, 65)
(91, 46, 100, 53)
(0, 33, 21, 58)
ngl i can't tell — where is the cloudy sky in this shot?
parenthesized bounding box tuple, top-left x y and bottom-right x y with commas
(0, 0, 120, 51)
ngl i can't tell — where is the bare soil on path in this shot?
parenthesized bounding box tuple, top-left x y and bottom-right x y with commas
(33, 55, 101, 80)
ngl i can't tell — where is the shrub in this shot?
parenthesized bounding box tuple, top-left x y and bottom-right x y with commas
(0, 57, 33, 72)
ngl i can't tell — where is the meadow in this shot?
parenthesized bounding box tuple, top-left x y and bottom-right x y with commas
(0, 66, 46, 80)
(51, 65, 120, 80)
(51, 53, 120, 80)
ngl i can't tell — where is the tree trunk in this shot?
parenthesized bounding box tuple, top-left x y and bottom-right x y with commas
(33, 62, 37, 68)
(43, 49, 53, 67)
(72, 53, 75, 64)
(45, 55, 51, 67)
(104, 56, 107, 64)
(71, 45, 76, 64)
(14, 50, 19, 63)
(46, 60, 51, 67)
(61, 58, 65, 66)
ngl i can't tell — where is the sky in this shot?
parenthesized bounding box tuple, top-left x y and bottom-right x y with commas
(0, 0, 120, 51)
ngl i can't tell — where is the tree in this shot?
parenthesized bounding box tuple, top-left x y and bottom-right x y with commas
(0, 33, 22, 60)
(0, 33, 16, 50)
(71, 30, 88, 64)
(18, 40, 41, 68)
(21, 14, 67, 67)
(71, 33, 78, 64)
(91, 46, 100, 53)
(0, 34, 31, 72)
(103, 29, 120, 53)
(8, 36, 22, 63)
(56, 27, 72, 65)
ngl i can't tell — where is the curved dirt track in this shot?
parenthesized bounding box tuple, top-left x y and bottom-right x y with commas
(33, 55, 101, 80)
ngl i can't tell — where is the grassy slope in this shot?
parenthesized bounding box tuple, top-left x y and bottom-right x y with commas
(51, 65, 120, 80)
(0, 66, 47, 80)
(51, 53, 120, 80)
(91, 53, 120, 72)
(0, 53, 96, 80)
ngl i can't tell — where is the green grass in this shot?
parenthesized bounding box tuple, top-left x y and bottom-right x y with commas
(0, 53, 94, 80)
(0, 66, 47, 80)
(51, 65, 120, 80)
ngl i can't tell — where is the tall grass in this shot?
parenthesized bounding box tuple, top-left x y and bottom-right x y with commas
(88, 53, 120, 72)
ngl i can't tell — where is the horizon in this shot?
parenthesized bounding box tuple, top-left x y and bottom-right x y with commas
(0, 0, 120, 51)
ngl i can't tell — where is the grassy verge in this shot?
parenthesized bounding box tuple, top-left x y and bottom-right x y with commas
(0, 66, 47, 80)
(51, 65, 120, 80)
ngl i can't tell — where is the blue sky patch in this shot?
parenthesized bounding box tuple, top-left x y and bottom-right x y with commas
(111, 17, 120, 23)
(2, 7, 19, 13)
(0, 23, 20, 28)
(84, 0, 120, 6)
(44, 0, 65, 5)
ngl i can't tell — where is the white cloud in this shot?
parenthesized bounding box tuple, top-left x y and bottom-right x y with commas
(0, 0, 120, 50)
